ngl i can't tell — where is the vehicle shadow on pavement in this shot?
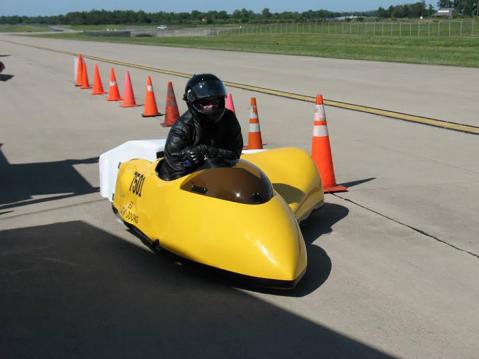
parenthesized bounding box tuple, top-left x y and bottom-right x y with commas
(0, 144, 99, 211)
(0, 74, 14, 81)
(301, 202, 350, 240)
(0, 221, 393, 359)
(299, 202, 349, 293)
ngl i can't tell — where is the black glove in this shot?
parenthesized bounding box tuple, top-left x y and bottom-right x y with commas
(196, 144, 218, 159)
(180, 147, 203, 168)
(205, 146, 219, 159)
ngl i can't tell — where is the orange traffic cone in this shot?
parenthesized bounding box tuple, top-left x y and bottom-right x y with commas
(80, 61, 91, 89)
(75, 54, 83, 87)
(107, 68, 121, 101)
(120, 71, 137, 107)
(91, 64, 106, 95)
(162, 81, 180, 127)
(311, 95, 347, 193)
(226, 93, 236, 113)
(142, 76, 160, 117)
(247, 97, 263, 150)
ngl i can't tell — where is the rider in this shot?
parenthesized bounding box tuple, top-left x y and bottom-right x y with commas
(158, 74, 243, 180)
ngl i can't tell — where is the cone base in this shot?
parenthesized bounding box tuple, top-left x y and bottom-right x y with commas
(108, 98, 122, 101)
(120, 104, 139, 108)
(80, 86, 92, 90)
(142, 112, 161, 118)
(243, 143, 267, 150)
(246, 144, 267, 150)
(323, 185, 348, 194)
(93, 92, 106, 95)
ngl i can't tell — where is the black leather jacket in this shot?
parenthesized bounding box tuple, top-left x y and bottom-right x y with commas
(158, 109, 243, 180)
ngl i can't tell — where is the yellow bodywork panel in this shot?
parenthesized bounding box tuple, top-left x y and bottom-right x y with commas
(113, 147, 323, 282)
(242, 147, 324, 221)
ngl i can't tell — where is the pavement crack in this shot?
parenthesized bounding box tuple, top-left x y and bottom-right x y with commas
(332, 194, 479, 260)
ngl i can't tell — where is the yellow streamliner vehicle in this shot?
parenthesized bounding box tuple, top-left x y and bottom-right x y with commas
(99, 140, 324, 288)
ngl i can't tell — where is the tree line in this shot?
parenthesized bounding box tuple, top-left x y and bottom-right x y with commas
(377, 1, 478, 18)
(377, 2, 436, 18)
(0, 3, 477, 25)
(1, 9, 373, 25)
(437, 0, 478, 15)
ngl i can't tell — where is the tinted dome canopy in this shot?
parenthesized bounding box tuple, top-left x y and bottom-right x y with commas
(180, 159, 273, 204)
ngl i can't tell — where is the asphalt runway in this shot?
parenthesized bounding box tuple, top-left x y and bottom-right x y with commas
(1, 34, 479, 358)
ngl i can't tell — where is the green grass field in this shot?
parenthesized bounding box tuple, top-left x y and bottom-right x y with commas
(29, 30, 479, 68)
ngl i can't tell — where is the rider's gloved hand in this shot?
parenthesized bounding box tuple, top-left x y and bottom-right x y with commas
(197, 144, 218, 159)
(181, 146, 203, 167)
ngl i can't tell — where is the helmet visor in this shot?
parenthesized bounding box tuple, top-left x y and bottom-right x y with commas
(195, 97, 222, 112)
(190, 79, 227, 101)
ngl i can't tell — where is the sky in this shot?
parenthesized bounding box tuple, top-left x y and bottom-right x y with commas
(2, 0, 437, 17)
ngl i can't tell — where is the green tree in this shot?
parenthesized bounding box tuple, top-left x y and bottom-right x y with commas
(454, 0, 476, 15)
(262, 8, 272, 18)
(437, 0, 453, 7)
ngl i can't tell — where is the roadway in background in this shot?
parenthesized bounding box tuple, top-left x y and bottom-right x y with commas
(1, 34, 478, 358)
(8, 34, 479, 127)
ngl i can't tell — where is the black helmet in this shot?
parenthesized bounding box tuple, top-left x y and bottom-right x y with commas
(183, 74, 227, 124)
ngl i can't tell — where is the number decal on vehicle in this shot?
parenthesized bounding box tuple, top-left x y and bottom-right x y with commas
(120, 202, 139, 224)
(129, 171, 146, 197)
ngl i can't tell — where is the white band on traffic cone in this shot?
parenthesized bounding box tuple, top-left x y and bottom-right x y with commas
(313, 124, 329, 137)
(110, 81, 116, 87)
(147, 85, 153, 92)
(249, 123, 261, 132)
(250, 111, 258, 119)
